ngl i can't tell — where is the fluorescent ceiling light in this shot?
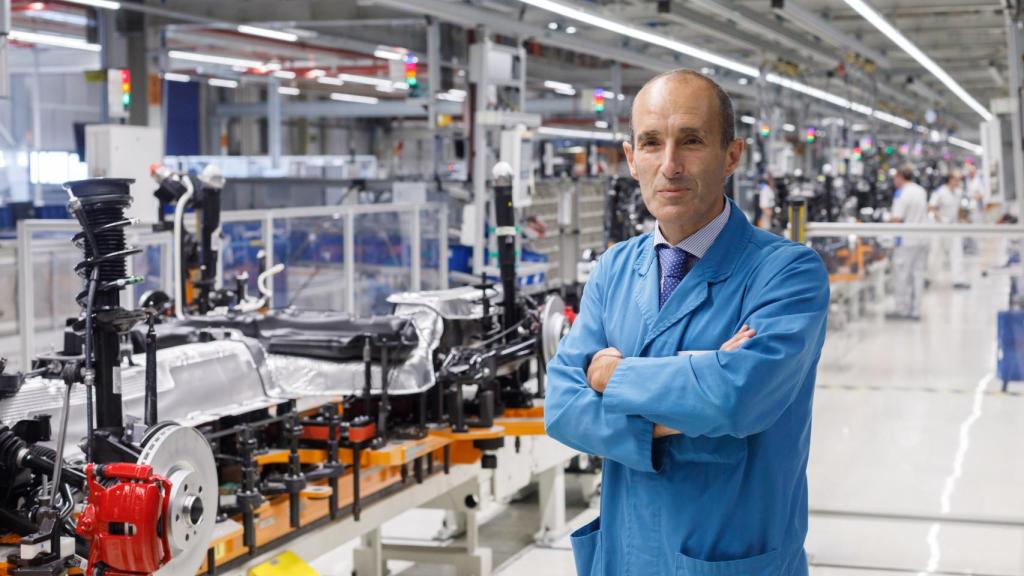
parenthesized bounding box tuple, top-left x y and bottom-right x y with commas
(537, 126, 625, 141)
(393, 82, 409, 90)
(317, 76, 345, 86)
(23, 10, 90, 26)
(543, 80, 574, 92)
(338, 73, 392, 88)
(448, 89, 467, 97)
(330, 92, 379, 104)
(565, 26, 577, 34)
(783, 123, 796, 132)
(62, 0, 121, 9)
(841, 0, 992, 122)
(307, 69, 326, 78)
(947, 136, 983, 155)
(554, 88, 577, 96)
(438, 92, 466, 102)
(375, 85, 395, 93)
(764, 72, 916, 132)
(277, 86, 300, 96)
(518, 0, 760, 77)
(163, 72, 191, 83)
(740, 115, 757, 125)
(236, 25, 298, 43)
(169, 50, 263, 69)
(872, 109, 913, 130)
(272, 70, 296, 79)
(595, 120, 609, 128)
(374, 48, 405, 60)
(208, 78, 239, 89)
(8, 30, 100, 52)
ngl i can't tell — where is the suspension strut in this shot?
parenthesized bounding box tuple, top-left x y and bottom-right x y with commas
(65, 179, 147, 457)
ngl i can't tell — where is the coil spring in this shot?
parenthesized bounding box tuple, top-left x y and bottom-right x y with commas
(66, 182, 142, 307)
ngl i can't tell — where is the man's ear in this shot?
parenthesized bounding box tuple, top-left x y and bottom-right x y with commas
(623, 140, 639, 180)
(724, 138, 744, 178)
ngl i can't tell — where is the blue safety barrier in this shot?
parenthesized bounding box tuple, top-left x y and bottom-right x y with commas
(997, 309, 1024, 392)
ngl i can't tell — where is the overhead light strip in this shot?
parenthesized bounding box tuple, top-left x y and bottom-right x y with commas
(8, 30, 100, 51)
(163, 72, 191, 83)
(841, 0, 992, 122)
(517, 0, 760, 77)
(338, 73, 393, 88)
(208, 78, 239, 89)
(62, 0, 121, 9)
(330, 92, 379, 104)
(947, 136, 983, 155)
(168, 50, 264, 69)
(537, 126, 626, 141)
(236, 25, 298, 43)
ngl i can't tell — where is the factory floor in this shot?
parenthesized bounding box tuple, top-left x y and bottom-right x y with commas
(4, 240, 1022, 574)
(497, 239, 1024, 576)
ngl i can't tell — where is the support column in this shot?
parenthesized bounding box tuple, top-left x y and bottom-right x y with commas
(427, 18, 441, 179)
(1006, 14, 1024, 215)
(471, 32, 490, 276)
(534, 465, 566, 547)
(126, 25, 148, 126)
(97, 9, 116, 124)
(267, 78, 282, 168)
(29, 48, 40, 205)
(351, 528, 384, 576)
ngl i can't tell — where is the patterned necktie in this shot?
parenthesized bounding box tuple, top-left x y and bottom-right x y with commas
(658, 245, 689, 309)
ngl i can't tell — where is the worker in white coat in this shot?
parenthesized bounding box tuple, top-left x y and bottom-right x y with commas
(757, 174, 776, 230)
(888, 164, 930, 319)
(929, 171, 969, 289)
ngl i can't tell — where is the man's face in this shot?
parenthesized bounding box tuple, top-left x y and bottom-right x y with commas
(622, 77, 743, 229)
(950, 173, 963, 189)
(894, 174, 906, 190)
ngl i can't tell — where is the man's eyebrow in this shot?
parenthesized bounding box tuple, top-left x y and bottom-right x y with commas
(636, 130, 661, 140)
(676, 127, 707, 137)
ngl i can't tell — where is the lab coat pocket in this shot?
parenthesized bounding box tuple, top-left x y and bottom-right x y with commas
(674, 547, 780, 576)
(569, 517, 603, 576)
(662, 434, 748, 465)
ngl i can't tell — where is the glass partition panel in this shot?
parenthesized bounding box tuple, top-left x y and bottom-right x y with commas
(220, 220, 266, 299)
(420, 207, 443, 291)
(274, 215, 347, 311)
(353, 210, 414, 316)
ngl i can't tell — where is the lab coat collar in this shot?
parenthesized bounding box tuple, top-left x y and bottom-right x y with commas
(632, 196, 752, 283)
(632, 197, 754, 349)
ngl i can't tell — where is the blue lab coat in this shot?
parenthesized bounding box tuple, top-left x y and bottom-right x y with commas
(545, 199, 829, 576)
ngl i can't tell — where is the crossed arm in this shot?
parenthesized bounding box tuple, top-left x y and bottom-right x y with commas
(543, 245, 829, 473)
(586, 325, 757, 438)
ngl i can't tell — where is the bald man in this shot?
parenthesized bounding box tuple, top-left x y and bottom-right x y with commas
(545, 69, 829, 576)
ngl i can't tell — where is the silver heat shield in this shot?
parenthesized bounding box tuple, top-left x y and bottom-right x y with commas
(265, 302, 443, 397)
(0, 340, 281, 453)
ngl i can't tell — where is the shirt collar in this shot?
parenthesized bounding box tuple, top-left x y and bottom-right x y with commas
(653, 198, 731, 259)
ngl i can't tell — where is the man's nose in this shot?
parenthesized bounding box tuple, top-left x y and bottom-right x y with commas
(660, 144, 684, 178)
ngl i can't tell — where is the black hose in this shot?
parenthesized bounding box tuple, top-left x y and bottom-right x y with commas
(0, 507, 37, 535)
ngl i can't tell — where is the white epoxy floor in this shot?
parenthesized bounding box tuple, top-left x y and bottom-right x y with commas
(499, 241, 1024, 576)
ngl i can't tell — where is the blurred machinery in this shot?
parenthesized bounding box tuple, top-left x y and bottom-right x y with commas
(0, 169, 571, 575)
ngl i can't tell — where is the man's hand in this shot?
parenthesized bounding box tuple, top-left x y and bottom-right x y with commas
(587, 347, 622, 394)
(652, 325, 757, 439)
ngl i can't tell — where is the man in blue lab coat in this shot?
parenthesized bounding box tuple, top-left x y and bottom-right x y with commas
(545, 69, 830, 576)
